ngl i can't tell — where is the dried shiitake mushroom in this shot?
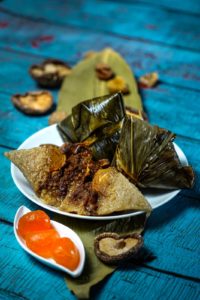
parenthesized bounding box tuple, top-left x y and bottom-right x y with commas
(95, 63, 115, 80)
(12, 91, 53, 115)
(30, 59, 71, 88)
(94, 232, 143, 264)
(107, 76, 130, 95)
(139, 72, 159, 88)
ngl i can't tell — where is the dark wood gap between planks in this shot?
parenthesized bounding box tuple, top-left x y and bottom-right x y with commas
(1, 218, 200, 283)
(0, 46, 53, 60)
(181, 193, 200, 201)
(0, 45, 74, 64)
(1, 7, 200, 54)
(0, 143, 15, 150)
(141, 264, 200, 283)
(147, 80, 200, 94)
(155, 81, 200, 93)
(104, 0, 200, 17)
(0, 288, 29, 300)
(176, 134, 200, 144)
(0, 218, 13, 226)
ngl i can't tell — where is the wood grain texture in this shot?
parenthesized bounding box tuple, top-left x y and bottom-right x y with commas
(0, 43, 199, 147)
(144, 192, 200, 278)
(0, 81, 199, 149)
(0, 221, 200, 300)
(142, 85, 200, 139)
(0, 0, 200, 298)
(0, 91, 51, 149)
(0, 222, 74, 300)
(1, 0, 200, 51)
(1, 136, 199, 279)
(0, 11, 200, 91)
(95, 266, 200, 300)
(105, 0, 200, 15)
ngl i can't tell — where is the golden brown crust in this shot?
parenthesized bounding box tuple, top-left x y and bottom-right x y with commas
(93, 167, 152, 215)
(5, 146, 151, 216)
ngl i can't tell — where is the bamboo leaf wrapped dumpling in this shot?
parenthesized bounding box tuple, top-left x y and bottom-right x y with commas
(113, 115, 194, 189)
(58, 93, 125, 160)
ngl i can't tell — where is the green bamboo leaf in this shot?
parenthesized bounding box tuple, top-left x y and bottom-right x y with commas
(54, 214, 146, 299)
(58, 48, 142, 114)
(113, 115, 194, 189)
(57, 93, 125, 160)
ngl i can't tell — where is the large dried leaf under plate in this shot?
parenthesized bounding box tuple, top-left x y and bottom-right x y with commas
(58, 48, 143, 114)
(113, 115, 194, 189)
(55, 213, 147, 299)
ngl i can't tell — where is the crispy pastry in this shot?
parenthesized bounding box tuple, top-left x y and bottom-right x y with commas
(5, 144, 151, 216)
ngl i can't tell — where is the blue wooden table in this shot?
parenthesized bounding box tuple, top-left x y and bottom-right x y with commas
(0, 0, 200, 299)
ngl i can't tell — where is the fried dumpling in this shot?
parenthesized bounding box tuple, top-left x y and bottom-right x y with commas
(93, 167, 151, 215)
(5, 144, 105, 210)
(5, 145, 66, 194)
(5, 144, 151, 216)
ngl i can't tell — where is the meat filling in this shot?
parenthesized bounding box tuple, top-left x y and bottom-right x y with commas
(39, 143, 109, 214)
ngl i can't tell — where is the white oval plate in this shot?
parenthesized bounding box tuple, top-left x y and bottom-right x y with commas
(11, 125, 188, 221)
(14, 205, 85, 277)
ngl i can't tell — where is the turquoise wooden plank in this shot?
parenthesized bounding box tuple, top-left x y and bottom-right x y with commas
(0, 13, 200, 91)
(97, 266, 200, 300)
(145, 192, 200, 279)
(1, 43, 200, 147)
(106, 0, 200, 14)
(0, 0, 199, 298)
(175, 137, 200, 198)
(0, 50, 50, 94)
(0, 222, 75, 300)
(1, 222, 200, 300)
(142, 85, 200, 139)
(1, 0, 200, 51)
(0, 92, 52, 149)
(1, 132, 199, 280)
(0, 76, 200, 149)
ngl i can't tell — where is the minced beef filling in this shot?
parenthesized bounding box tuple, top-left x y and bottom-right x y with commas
(40, 143, 109, 214)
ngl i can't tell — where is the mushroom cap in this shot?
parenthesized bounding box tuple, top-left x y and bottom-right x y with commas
(94, 232, 143, 264)
(12, 91, 53, 115)
(29, 59, 71, 88)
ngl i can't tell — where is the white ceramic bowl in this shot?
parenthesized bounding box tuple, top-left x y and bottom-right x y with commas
(14, 205, 85, 277)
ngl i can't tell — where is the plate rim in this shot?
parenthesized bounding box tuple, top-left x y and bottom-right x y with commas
(11, 124, 187, 221)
